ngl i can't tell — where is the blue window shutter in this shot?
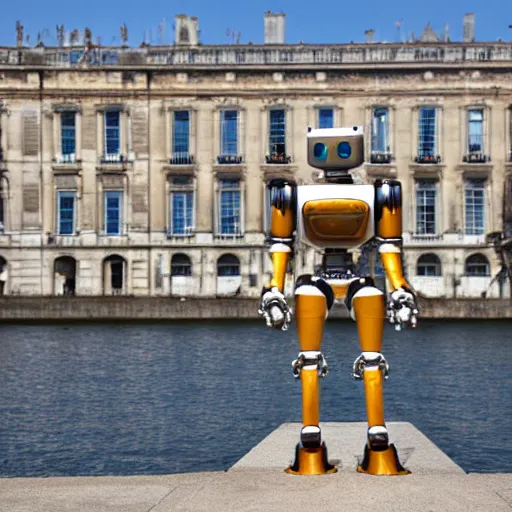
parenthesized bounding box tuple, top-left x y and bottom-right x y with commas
(318, 109, 334, 129)
(58, 191, 75, 235)
(105, 111, 120, 155)
(173, 111, 190, 155)
(105, 191, 122, 235)
(221, 110, 238, 155)
(61, 112, 76, 156)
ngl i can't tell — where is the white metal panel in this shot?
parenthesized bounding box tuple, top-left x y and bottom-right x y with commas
(296, 184, 375, 249)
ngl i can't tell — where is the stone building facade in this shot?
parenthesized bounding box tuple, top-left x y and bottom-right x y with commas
(0, 17, 512, 298)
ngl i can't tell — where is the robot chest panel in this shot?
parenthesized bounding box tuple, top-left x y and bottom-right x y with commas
(297, 184, 375, 248)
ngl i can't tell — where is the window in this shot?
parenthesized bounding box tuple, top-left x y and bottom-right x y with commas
(318, 108, 334, 129)
(219, 110, 239, 162)
(467, 109, 484, 155)
(371, 107, 391, 163)
(417, 107, 439, 163)
(104, 111, 120, 161)
(267, 109, 288, 163)
(104, 191, 123, 235)
(464, 179, 486, 235)
(57, 191, 76, 235)
(415, 180, 437, 235)
(103, 255, 125, 294)
(169, 175, 194, 235)
(417, 253, 442, 276)
(0, 182, 5, 232)
(171, 110, 191, 164)
(219, 179, 241, 236)
(217, 254, 240, 276)
(171, 254, 192, 276)
(61, 111, 76, 162)
(465, 253, 490, 276)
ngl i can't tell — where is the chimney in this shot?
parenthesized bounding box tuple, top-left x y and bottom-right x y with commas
(174, 14, 199, 46)
(264, 11, 285, 44)
(463, 13, 475, 42)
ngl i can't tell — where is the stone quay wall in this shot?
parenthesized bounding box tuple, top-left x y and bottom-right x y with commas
(0, 297, 509, 322)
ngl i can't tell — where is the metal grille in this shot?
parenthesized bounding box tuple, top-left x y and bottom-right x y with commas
(415, 180, 437, 235)
(464, 179, 485, 235)
(219, 179, 241, 235)
(418, 107, 438, 161)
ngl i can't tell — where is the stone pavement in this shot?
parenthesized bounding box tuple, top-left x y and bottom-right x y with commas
(1, 422, 511, 512)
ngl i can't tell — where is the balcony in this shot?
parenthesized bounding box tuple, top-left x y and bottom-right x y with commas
(101, 153, 126, 164)
(370, 151, 393, 164)
(56, 153, 77, 164)
(97, 153, 129, 172)
(414, 154, 441, 164)
(265, 153, 292, 165)
(53, 153, 81, 172)
(463, 152, 490, 164)
(217, 154, 243, 165)
(169, 152, 194, 165)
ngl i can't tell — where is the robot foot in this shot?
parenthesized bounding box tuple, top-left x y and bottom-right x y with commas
(357, 436, 410, 475)
(285, 426, 337, 475)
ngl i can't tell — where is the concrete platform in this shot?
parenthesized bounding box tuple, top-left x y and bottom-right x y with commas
(1, 422, 511, 512)
(232, 421, 465, 475)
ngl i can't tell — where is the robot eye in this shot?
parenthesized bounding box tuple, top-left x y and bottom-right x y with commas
(313, 142, 328, 160)
(337, 141, 352, 159)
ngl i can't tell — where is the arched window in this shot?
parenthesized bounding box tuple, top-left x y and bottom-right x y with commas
(417, 253, 442, 276)
(103, 254, 126, 294)
(465, 253, 490, 276)
(54, 256, 77, 295)
(171, 253, 192, 276)
(0, 256, 7, 296)
(217, 254, 240, 276)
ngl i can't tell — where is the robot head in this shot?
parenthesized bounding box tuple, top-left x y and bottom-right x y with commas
(307, 126, 364, 182)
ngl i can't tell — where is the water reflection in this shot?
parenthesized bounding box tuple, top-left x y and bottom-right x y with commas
(0, 320, 510, 476)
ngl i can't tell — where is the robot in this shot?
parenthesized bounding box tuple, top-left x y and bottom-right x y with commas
(258, 126, 419, 476)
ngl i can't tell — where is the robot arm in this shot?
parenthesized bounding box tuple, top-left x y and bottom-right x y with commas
(258, 179, 297, 331)
(375, 180, 419, 330)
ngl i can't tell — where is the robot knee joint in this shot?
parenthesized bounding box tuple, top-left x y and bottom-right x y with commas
(345, 276, 377, 313)
(352, 351, 390, 380)
(292, 351, 328, 378)
(295, 274, 334, 311)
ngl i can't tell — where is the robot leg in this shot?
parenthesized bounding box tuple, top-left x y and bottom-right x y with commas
(347, 278, 410, 476)
(286, 275, 337, 476)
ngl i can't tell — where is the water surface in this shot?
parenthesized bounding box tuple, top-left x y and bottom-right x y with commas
(0, 320, 510, 476)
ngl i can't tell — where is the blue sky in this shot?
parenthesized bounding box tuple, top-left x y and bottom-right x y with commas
(0, 0, 510, 47)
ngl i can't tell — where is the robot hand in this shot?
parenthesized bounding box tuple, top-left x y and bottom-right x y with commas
(258, 287, 292, 331)
(387, 288, 419, 331)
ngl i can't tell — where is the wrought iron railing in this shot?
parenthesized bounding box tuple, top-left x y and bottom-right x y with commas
(169, 152, 194, 165)
(217, 154, 243, 164)
(462, 153, 490, 163)
(265, 153, 292, 164)
(369, 151, 393, 164)
(415, 154, 442, 164)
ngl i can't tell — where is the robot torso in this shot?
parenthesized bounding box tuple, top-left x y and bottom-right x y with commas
(296, 184, 375, 250)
